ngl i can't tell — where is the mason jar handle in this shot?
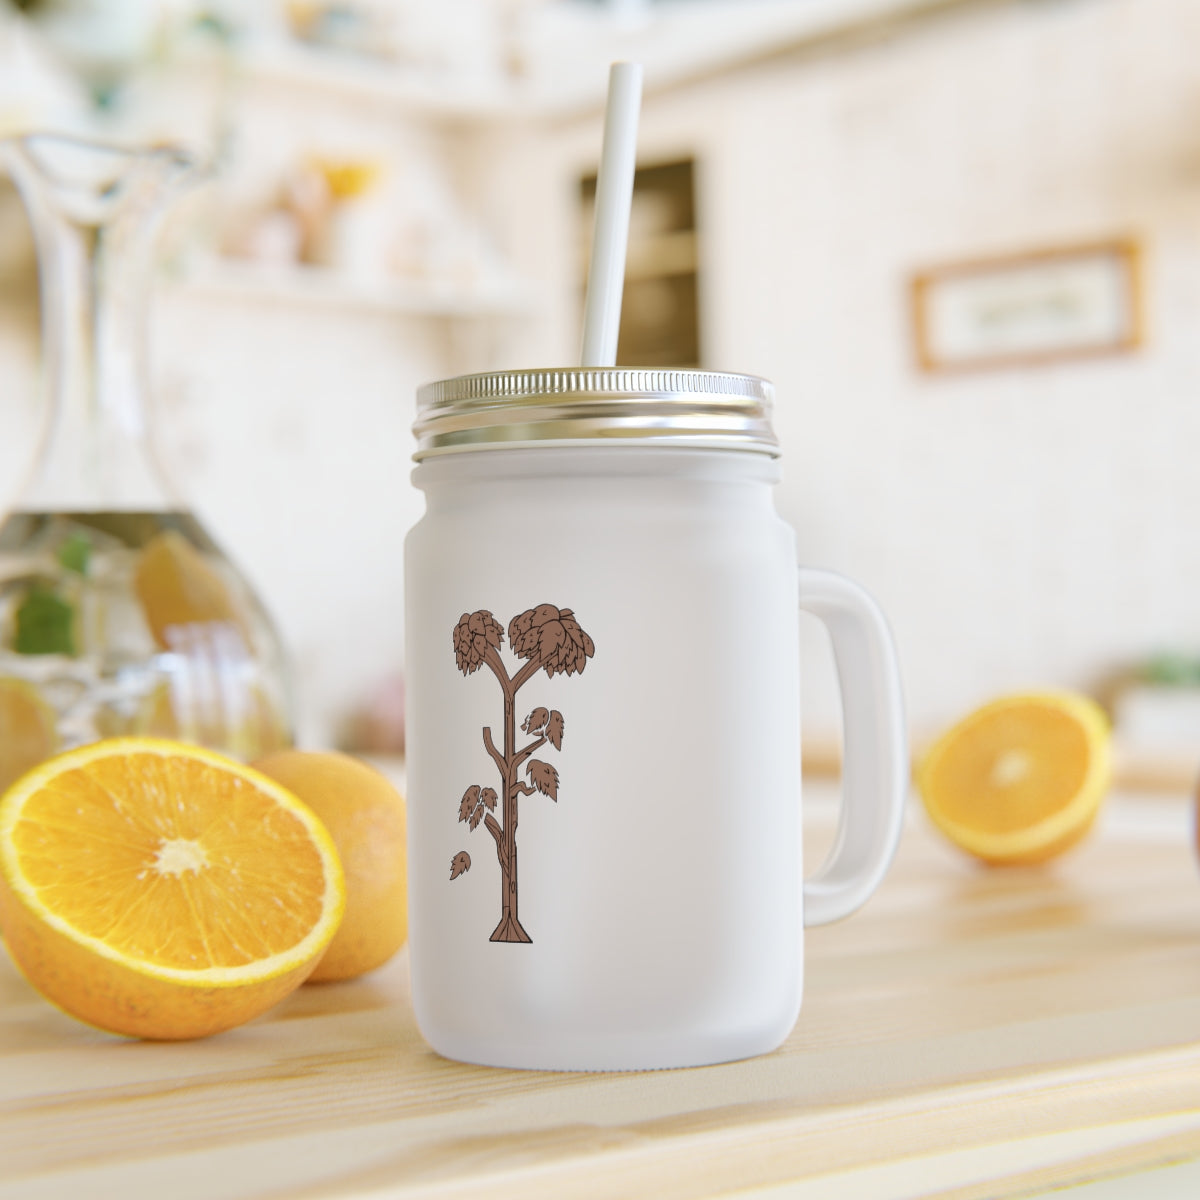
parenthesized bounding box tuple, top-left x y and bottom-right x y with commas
(798, 567, 907, 926)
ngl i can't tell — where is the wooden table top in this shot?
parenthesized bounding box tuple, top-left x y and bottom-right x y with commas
(3, 785, 1199, 1200)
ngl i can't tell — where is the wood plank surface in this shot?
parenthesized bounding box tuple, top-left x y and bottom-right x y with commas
(2, 787, 1199, 1199)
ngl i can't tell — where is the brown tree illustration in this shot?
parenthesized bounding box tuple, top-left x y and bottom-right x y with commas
(449, 604, 595, 943)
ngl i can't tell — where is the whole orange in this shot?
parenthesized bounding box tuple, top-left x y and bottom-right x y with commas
(254, 751, 407, 982)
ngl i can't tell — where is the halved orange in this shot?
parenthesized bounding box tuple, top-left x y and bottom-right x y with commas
(0, 739, 344, 1039)
(918, 692, 1111, 865)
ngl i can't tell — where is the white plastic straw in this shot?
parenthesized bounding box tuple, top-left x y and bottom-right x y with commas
(580, 61, 643, 367)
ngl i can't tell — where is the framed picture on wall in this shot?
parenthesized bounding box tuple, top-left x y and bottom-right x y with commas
(910, 239, 1143, 372)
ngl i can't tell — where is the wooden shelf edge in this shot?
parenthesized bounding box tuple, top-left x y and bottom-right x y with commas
(802, 736, 1199, 796)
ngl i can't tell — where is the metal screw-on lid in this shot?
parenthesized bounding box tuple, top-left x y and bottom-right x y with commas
(413, 368, 779, 460)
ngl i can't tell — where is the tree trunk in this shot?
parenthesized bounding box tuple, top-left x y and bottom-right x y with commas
(491, 683, 532, 943)
(490, 849, 531, 943)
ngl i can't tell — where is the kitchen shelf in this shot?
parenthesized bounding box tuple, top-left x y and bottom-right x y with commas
(171, 40, 518, 121)
(175, 261, 538, 320)
(625, 229, 698, 282)
(179, 0, 974, 121)
(229, 42, 516, 121)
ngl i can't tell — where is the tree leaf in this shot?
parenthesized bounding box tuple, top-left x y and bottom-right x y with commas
(469, 805, 484, 831)
(459, 785, 480, 822)
(508, 610, 531, 641)
(483, 613, 504, 649)
(450, 851, 471, 880)
(454, 611, 500, 674)
(526, 758, 559, 801)
(538, 620, 566, 661)
(479, 787, 497, 811)
(508, 609, 536, 659)
(522, 707, 549, 735)
(546, 711, 564, 750)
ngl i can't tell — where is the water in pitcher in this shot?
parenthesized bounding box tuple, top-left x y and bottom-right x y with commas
(0, 510, 290, 790)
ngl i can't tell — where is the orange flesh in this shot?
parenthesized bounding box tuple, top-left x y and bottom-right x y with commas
(10, 753, 325, 971)
(924, 704, 1089, 835)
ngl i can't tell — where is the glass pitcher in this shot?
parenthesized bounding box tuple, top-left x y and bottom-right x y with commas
(0, 134, 291, 790)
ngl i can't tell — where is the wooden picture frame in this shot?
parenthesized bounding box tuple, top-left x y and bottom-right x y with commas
(910, 238, 1143, 373)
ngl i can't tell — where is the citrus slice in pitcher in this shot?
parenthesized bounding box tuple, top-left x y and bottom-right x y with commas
(0, 739, 344, 1039)
(0, 677, 59, 793)
(133, 530, 249, 649)
(918, 692, 1111, 864)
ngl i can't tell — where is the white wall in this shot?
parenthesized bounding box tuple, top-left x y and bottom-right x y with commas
(493, 0, 1200, 746)
(151, 292, 434, 746)
(4, 0, 1197, 752)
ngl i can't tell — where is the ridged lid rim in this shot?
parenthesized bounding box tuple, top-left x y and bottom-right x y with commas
(413, 368, 778, 459)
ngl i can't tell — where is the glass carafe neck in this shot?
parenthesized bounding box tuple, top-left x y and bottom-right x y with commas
(5, 135, 196, 513)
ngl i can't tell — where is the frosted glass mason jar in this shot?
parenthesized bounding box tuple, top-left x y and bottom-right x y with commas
(405, 369, 906, 1071)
